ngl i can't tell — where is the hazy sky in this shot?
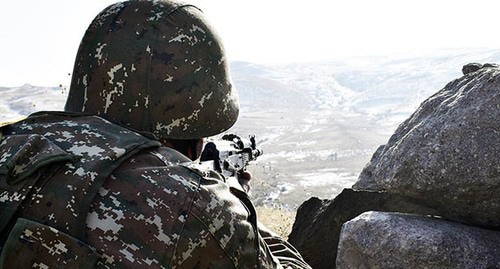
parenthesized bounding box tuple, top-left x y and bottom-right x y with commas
(1, 0, 499, 87)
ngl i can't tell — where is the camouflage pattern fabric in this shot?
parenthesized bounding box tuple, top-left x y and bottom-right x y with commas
(0, 112, 310, 268)
(86, 146, 278, 268)
(65, 0, 239, 139)
(0, 112, 160, 241)
(1, 218, 99, 268)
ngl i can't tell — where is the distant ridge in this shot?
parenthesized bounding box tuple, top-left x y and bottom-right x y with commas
(2, 48, 500, 207)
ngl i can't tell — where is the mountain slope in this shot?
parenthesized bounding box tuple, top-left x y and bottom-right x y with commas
(2, 48, 500, 208)
(228, 48, 500, 207)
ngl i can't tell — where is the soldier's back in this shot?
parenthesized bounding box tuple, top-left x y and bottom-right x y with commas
(0, 112, 268, 268)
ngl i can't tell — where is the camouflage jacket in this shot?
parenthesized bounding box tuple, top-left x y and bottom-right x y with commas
(0, 112, 310, 268)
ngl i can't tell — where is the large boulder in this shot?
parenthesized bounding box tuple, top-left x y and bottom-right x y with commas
(336, 211, 500, 269)
(354, 65, 500, 227)
(288, 189, 439, 269)
(290, 64, 500, 268)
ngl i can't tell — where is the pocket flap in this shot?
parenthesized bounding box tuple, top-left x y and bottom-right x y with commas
(0, 134, 75, 185)
(0, 218, 99, 269)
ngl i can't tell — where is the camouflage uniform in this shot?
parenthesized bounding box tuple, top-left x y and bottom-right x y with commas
(0, 112, 310, 268)
(0, 0, 311, 268)
(65, 0, 239, 140)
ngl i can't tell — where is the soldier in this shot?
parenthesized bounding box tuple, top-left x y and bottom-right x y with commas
(0, 1, 311, 268)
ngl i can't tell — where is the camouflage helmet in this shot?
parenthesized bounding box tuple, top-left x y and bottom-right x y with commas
(65, 0, 239, 139)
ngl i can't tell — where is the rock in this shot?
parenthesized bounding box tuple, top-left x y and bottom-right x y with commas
(483, 63, 500, 69)
(461, 62, 482, 74)
(291, 64, 500, 267)
(288, 189, 440, 269)
(354, 65, 500, 227)
(336, 211, 500, 269)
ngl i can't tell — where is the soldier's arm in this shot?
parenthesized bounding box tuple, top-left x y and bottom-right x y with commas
(258, 223, 312, 269)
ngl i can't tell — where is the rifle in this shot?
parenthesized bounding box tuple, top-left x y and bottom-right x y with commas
(199, 134, 263, 192)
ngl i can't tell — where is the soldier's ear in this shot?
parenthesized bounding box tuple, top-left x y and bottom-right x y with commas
(195, 138, 204, 160)
(159, 137, 173, 148)
(159, 137, 203, 161)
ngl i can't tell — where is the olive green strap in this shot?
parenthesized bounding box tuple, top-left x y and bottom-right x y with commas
(0, 116, 27, 142)
(0, 116, 27, 128)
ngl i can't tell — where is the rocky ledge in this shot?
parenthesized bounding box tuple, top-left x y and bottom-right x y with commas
(289, 63, 500, 269)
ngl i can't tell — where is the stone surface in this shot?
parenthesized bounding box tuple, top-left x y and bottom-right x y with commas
(336, 211, 500, 269)
(461, 62, 482, 74)
(354, 65, 500, 227)
(288, 189, 439, 269)
(291, 64, 500, 268)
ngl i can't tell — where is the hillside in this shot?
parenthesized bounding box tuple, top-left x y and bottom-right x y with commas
(227, 48, 500, 208)
(2, 48, 500, 209)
